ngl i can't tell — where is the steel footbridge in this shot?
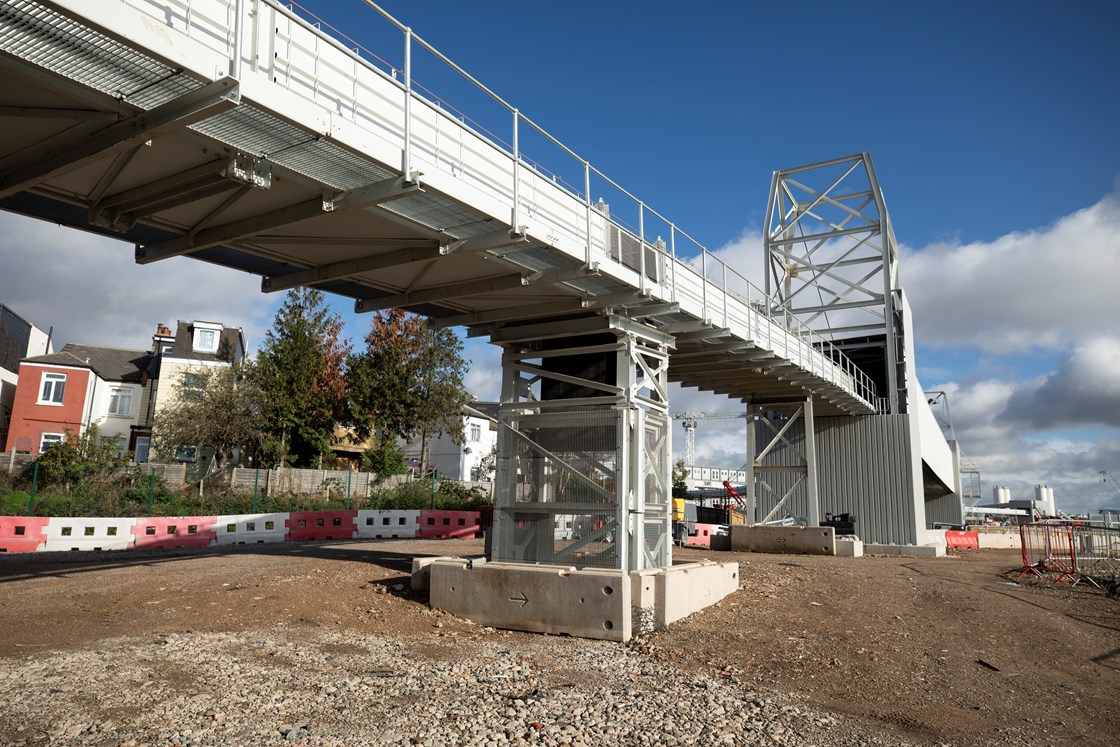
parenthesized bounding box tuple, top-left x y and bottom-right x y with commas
(0, 0, 961, 555)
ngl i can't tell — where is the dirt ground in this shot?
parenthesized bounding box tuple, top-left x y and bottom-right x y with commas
(1, 540, 1117, 745)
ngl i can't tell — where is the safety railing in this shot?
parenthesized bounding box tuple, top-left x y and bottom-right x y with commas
(1019, 523, 1077, 584)
(121, 0, 878, 407)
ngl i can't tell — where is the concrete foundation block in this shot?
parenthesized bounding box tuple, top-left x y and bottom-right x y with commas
(977, 532, 1021, 549)
(835, 538, 864, 557)
(710, 534, 731, 551)
(428, 561, 632, 642)
(863, 543, 946, 556)
(730, 525, 836, 555)
(419, 559, 739, 641)
(657, 561, 739, 626)
(411, 556, 468, 591)
(901, 544, 946, 557)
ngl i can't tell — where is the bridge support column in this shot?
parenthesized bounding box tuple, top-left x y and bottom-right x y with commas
(746, 396, 819, 526)
(489, 315, 672, 572)
(419, 315, 739, 640)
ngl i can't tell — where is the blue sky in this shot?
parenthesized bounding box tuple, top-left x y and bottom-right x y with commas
(2, 0, 1118, 512)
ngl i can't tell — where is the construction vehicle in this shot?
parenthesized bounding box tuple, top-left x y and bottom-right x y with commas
(671, 497, 697, 545)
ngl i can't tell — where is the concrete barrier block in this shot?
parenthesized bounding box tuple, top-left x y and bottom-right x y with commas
(863, 543, 902, 555)
(631, 569, 660, 635)
(44, 517, 137, 551)
(901, 544, 946, 557)
(977, 532, 1020, 549)
(657, 561, 739, 626)
(429, 561, 631, 641)
(730, 525, 836, 555)
(411, 555, 471, 591)
(215, 513, 288, 545)
(835, 537, 864, 557)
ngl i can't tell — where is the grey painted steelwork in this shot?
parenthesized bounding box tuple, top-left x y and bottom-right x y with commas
(491, 316, 671, 572)
(0, 0, 967, 552)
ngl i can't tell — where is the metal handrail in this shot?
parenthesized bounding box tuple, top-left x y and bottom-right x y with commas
(254, 0, 877, 406)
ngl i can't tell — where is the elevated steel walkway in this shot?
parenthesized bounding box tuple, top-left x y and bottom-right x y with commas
(0, 0, 875, 416)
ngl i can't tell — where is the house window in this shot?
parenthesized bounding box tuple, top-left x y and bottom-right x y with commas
(193, 326, 220, 353)
(470, 423, 481, 441)
(109, 387, 132, 416)
(38, 372, 66, 404)
(181, 373, 205, 403)
(40, 432, 64, 452)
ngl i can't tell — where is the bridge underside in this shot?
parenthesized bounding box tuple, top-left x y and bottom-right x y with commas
(0, 0, 964, 566)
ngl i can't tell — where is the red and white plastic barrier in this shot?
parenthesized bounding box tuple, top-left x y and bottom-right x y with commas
(215, 513, 288, 545)
(132, 516, 217, 549)
(417, 509, 481, 539)
(0, 516, 50, 552)
(44, 518, 137, 552)
(356, 509, 420, 539)
(0, 509, 494, 553)
(685, 523, 722, 548)
(286, 510, 357, 542)
(945, 530, 979, 550)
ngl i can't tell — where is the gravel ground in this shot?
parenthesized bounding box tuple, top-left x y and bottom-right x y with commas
(0, 539, 1116, 746)
(0, 626, 865, 747)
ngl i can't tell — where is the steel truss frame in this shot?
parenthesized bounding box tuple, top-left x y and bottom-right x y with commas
(491, 316, 672, 572)
(745, 398, 820, 526)
(765, 153, 904, 413)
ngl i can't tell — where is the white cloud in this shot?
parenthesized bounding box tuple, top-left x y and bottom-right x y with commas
(928, 339, 1120, 514)
(0, 213, 277, 352)
(901, 186, 1120, 354)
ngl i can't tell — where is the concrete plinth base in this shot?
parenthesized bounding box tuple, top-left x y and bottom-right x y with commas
(863, 543, 947, 557)
(730, 525, 836, 555)
(414, 559, 738, 642)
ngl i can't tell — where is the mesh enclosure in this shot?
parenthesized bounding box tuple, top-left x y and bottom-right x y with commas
(493, 407, 623, 569)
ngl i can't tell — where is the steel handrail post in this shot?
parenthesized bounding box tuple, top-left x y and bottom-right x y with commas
(584, 161, 592, 265)
(701, 250, 708, 321)
(722, 262, 729, 327)
(638, 202, 646, 293)
(670, 225, 677, 302)
(229, 0, 246, 79)
(512, 108, 520, 230)
(402, 27, 413, 179)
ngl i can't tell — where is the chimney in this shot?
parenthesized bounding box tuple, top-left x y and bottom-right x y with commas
(152, 323, 173, 353)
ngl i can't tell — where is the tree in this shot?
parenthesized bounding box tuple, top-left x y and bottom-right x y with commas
(672, 459, 690, 498)
(34, 425, 128, 490)
(151, 364, 264, 471)
(348, 310, 471, 472)
(253, 289, 349, 467)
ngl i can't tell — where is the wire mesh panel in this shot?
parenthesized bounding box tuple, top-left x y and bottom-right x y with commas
(641, 412, 670, 568)
(493, 407, 624, 569)
(1072, 525, 1120, 581)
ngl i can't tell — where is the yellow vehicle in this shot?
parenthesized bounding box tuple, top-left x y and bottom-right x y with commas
(671, 497, 697, 545)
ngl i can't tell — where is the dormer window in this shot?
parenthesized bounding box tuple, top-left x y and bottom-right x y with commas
(192, 322, 222, 353)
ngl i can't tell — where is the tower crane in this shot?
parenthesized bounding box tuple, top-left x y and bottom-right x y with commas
(671, 411, 746, 465)
(1102, 470, 1120, 495)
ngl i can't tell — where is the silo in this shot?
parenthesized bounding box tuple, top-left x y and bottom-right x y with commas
(993, 486, 1010, 505)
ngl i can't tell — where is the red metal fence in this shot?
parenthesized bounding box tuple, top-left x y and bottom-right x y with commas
(1019, 523, 1077, 583)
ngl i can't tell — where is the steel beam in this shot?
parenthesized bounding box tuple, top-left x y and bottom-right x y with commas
(430, 300, 586, 329)
(137, 175, 421, 264)
(354, 265, 596, 313)
(261, 242, 442, 293)
(0, 77, 239, 199)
